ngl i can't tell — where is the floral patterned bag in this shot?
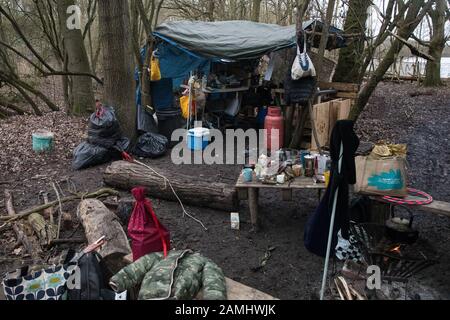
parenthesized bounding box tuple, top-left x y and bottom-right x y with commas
(2, 263, 76, 301)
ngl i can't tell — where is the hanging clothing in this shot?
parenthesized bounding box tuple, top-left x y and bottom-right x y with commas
(151, 78, 175, 111)
(284, 74, 317, 106)
(304, 120, 360, 257)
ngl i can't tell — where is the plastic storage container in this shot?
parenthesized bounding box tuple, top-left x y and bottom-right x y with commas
(187, 128, 210, 151)
(32, 130, 54, 153)
(157, 107, 183, 147)
(264, 107, 284, 152)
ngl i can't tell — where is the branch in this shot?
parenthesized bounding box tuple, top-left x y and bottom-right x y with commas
(388, 30, 435, 61)
(0, 40, 103, 84)
(0, 6, 102, 85)
(0, 188, 119, 222)
(410, 33, 431, 47)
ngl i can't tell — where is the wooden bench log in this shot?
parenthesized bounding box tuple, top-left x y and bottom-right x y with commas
(104, 161, 238, 212)
(372, 198, 450, 219)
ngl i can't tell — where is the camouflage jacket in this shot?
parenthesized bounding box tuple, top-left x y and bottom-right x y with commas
(109, 250, 227, 300)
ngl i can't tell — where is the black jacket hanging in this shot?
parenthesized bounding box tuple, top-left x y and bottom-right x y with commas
(304, 120, 360, 257)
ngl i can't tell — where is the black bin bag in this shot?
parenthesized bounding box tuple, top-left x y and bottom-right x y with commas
(72, 142, 112, 170)
(133, 132, 169, 158)
(87, 106, 122, 148)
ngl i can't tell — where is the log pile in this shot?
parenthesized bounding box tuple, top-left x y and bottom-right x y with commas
(104, 161, 238, 211)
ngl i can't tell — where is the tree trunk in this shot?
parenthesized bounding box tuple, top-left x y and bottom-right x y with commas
(208, 0, 216, 22)
(58, 0, 95, 115)
(104, 161, 238, 211)
(316, 0, 336, 82)
(424, 0, 447, 87)
(350, 0, 429, 121)
(98, 0, 137, 141)
(251, 0, 262, 22)
(333, 0, 371, 83)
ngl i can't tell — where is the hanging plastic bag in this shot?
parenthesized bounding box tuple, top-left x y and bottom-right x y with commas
(291, 40, 316, 80)
(180, 95, 196, 120)
(128, 187, 171, 261)
(150, 52, 162, 82)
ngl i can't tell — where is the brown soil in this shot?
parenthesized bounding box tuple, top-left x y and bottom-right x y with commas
(1, 82, 449, 300)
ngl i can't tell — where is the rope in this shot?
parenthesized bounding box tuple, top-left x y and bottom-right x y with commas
(122, 153, 208, 231)
(382, 188, 433, 206)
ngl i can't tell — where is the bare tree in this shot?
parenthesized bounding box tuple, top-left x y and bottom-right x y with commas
(333, 0, 371, 83)
(58, 0, 95, 115)
(423, 0, 450, 86)
(98, 0, 137, 140)
(350, 0, 436, 121)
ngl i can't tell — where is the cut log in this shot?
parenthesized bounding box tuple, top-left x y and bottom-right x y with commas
(78, 199, 131, 273)
(104, 161, 238, 211)
(78, 199, 131, 258)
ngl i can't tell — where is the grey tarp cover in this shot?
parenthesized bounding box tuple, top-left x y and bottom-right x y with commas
(154, 20, 341, 60)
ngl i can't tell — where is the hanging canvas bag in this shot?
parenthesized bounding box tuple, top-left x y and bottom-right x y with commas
(291, 40, 316, 80)
(128, 187, 171, 261)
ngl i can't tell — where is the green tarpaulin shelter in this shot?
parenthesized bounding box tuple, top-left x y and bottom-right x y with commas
(153, 20, 346, 60)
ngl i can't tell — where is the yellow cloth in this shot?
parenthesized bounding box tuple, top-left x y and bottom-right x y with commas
(180, 96, 193, 119)
(150, 55, 162, 82)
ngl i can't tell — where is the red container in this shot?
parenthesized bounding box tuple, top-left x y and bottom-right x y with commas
(264, 107, 284, 152)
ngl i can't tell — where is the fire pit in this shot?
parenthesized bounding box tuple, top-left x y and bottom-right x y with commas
(349, 223, 438, 283)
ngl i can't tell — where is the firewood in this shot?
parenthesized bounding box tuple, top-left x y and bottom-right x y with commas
(27, 213, 57, 246)
(0, 188, 119, 222)
(4, 190, 42, 263)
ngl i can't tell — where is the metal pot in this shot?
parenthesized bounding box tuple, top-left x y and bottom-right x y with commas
(385, 205, 419, 244)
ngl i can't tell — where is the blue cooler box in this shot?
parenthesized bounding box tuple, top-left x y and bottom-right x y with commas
(187, 128, 210, 151)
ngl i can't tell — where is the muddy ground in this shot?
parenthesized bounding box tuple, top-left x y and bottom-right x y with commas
(0, 82, 449, 300)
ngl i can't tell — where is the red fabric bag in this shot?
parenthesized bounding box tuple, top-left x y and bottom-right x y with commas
(128, 187, 170, 261)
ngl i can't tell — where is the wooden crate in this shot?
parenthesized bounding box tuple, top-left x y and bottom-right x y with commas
(319, 81, 359, 105)
(311, 99, 352, 150)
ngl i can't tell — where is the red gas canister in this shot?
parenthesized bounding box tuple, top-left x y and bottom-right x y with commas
(264, 107, 284, 152)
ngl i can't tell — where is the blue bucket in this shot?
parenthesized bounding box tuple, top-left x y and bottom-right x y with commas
(32, 130, 54, 153)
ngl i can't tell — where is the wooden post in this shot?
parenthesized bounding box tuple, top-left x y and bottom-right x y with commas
(285, 105, 295, 146)
(290, 104, 309, 149)
(248, 188, 259, 231)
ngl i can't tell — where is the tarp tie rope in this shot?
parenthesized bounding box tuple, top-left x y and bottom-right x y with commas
(121, 153, 208, 231)
(95, 105, 105, 118)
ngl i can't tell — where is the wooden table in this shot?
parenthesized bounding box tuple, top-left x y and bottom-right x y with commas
(236, 175, 327, 231)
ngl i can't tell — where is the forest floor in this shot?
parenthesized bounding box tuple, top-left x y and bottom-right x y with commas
(0, 81, 449, 300)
